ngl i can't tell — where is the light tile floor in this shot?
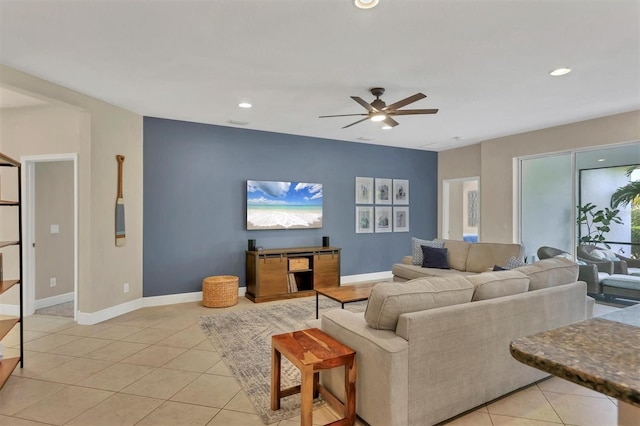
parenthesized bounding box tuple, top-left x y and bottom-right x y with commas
(0, 299, 622, 426)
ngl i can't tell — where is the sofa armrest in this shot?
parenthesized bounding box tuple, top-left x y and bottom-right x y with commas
(613, 260, 628, 275)
(579, 258, 615, 275)
(401, 255, 413, 265)
(320, 310, 409, 426)
(578, 263, 602, 294)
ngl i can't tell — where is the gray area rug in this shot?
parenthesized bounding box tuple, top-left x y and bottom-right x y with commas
(199, 297, 366, 424)
(35, 301, 74, 317)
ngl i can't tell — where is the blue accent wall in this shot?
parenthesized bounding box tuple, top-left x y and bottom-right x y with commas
(143, 117, 437, 297)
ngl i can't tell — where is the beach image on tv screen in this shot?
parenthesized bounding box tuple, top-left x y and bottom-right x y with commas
(247, 180, 323, 230)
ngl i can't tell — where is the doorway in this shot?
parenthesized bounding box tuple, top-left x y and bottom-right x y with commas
(22, 154, 78, 320)
(442, 177, 480, 241)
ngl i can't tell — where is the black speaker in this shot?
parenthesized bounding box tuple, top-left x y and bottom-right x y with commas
(322, 236, 330, 247)
(248, 239, 256, 251)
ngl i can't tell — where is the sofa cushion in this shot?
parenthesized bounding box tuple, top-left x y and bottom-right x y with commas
(412, 237, 444, 265)
(465, 242, 524, 273)
(467, 270, 530, 301)
(421, 246, 450, 269)
(512, 257, 578, 291)
(392, 263, 476, 281)
(443, 239, 472, 271)
(364, 276, 474, 330)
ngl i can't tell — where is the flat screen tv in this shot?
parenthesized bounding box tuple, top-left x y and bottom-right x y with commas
(246, 180, 323, 230)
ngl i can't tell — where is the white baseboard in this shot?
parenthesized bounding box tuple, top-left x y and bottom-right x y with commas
(64, 272, 391, 326)
(0, 304, 20, 316)
(76, 286, 248, 325)
(341, 271, 392, 284)
(35, 292, 74, 310)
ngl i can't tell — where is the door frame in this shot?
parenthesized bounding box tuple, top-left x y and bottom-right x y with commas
(22, 153, 78, 320)
(442, 176, 480, 240)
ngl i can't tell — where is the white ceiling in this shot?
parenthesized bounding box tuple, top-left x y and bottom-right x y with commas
(0, 0, 638, 151)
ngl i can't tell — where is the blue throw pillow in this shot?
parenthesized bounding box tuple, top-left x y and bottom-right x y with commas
(421, 245, 450, 269)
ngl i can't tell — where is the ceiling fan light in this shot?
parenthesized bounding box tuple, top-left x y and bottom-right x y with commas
(354, 0, 379, 9)
(370, 113, 386, 122)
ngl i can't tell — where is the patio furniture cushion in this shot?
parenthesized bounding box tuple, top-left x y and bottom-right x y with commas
(601, 274, 640, 291)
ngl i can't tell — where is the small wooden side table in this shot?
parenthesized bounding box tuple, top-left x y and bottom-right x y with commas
(271, 328, 356, 426)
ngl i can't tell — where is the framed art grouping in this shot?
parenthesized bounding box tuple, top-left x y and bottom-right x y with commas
(375, 206, 392, 233)
(393, 206, 409, 232)
(355, 177, 374, 204)
(356, 206, 374, 233)
(393, 179, 409, 205)
(375, 178, 392, 204)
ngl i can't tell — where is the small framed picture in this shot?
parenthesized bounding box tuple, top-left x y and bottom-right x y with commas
(393, 207, 410, 232)
(375, 178, 392, 204)
(393, 179, 409, 205)
(375, 206, 392, 233)
(355, 177, 374, 204)
(356, 206, 374, 233)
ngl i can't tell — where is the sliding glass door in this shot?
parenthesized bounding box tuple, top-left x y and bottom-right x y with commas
(520, 154, 574, 260)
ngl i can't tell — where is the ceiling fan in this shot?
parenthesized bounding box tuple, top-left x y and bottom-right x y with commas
(319, 88, 438, 129)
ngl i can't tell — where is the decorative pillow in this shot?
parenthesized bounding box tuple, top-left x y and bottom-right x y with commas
(505, 256, 525, 269)
(576, 260, 587, 265)
(602, 249, 619, 261)
(554, 253, 573, 260)
(421, 246, 450, 269)
(412, 237, 444, 265)
(467, 270, 530, 301)
(590, 249, 607, 260)
(364, 275, 474, 330)
(512, 257, 578, 291)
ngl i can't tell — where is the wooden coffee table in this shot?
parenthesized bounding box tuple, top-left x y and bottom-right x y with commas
(315, 282, 378, 319)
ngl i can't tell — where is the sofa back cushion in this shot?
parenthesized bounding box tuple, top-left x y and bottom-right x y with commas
(513, 257, 578, 291)
(466, 270, 530, 301)
(442, 239, 472, 271)
(364, 275, 474, 330)
(465, 242, 525, 273)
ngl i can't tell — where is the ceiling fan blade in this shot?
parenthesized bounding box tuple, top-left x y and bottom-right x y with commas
(390, 109, 439, 115)
(319, 113, 368, 118)
(383, 116, 399, 127)
(351, 96, 376, 112)
(342, 117, 371, 129)
(383, 93, 426, 111)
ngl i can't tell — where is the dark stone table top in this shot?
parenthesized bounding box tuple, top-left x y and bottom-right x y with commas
(510, 304, 640, 407)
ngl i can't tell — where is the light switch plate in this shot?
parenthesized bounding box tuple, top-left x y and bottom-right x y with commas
(50, 224, 60, 234)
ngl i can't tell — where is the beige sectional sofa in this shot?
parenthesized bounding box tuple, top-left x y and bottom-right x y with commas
(319, 258, 592, 426)
(392, 239, 525, 281)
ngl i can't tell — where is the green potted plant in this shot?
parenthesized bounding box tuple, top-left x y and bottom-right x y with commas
(576, 202, 623, 248)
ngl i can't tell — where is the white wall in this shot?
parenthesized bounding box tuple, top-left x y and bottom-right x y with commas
(0, 65, 143, 315)
(439, 110, 640, 243)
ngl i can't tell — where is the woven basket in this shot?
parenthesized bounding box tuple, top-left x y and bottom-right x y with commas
(202, 275, 239, 308)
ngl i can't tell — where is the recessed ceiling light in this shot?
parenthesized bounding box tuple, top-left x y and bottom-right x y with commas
(354, 0, 379, 9)
(381, 125, 392, 130)
(357, 136, 374, 141)
(238, 102, 252, 108)
(227, 120, 249, 126)
(549, 67, 571, 77)
(598, 158, 606, 162)
(453, 136, 463, 141)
